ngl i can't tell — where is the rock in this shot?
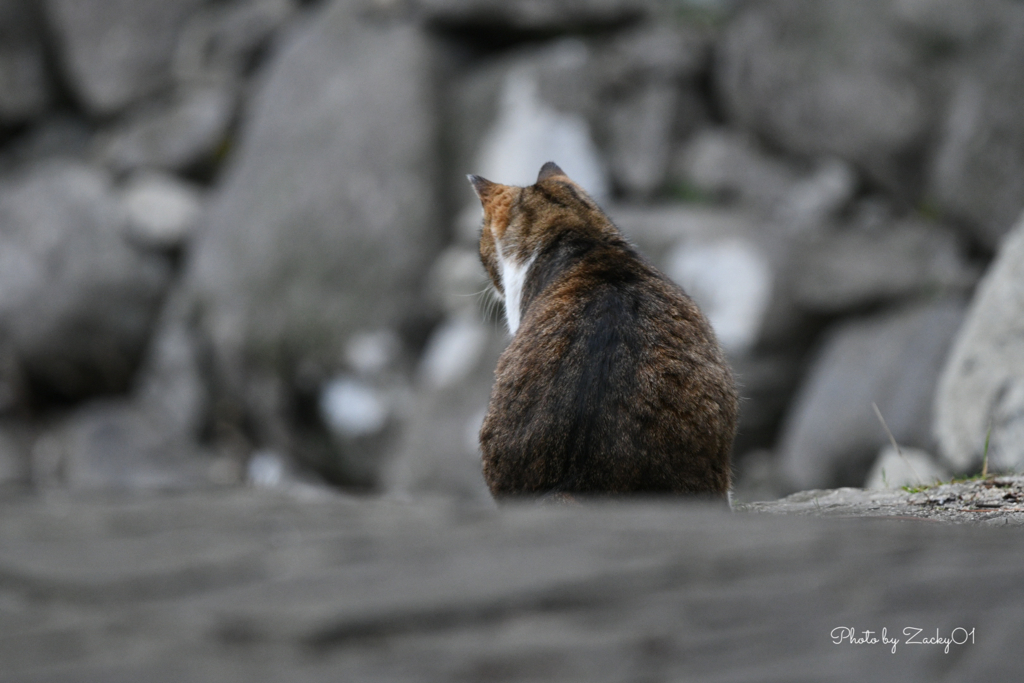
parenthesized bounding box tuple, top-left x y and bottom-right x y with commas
(598, 24, 710, 198)
(470, 41, 610, 201)
(664, 237, 773, 355)
(417, 0, 650, 33)
(2, 489, 1024, 682)
(0, 420, 30, 489)
(121, 170, 203, 250)
(864, 445, 951, 490)
(172, 0, 297, 84)
(935, 213, 1024, 473)
(789, 219, 978, 313)
(778, 299, 967, 491)
(674, 127, 802, 212)
(317, 374, 400, 486)
(44, 0, 207, 114)
(674, 128, 858, 230)
(717, 0, 933, 197)
(729, 353, 803, 456)
(384, 314, 503, 502)
(0, 0, 52, 123)
(928, 10, 1024, 247)
(187, 1, 443, 421)
(0, 160, 172, 401)
(745, 475, 1024, 525)
(604, 81, 681, 198)
(775, 157, 858, 233)
(95, 85, 235, 173)
(33, 400, 211, 491)
(133, 290, 209, 440)
(24, 287, 213, 493)
(1, 115, 92, 168)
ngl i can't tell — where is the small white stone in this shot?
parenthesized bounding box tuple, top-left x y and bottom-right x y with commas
(247, 449, 285, 488)
(418, 314, 488, 390)
(865, 446, 950, 490)
(344, 330, 400, 376)
(665, 238, 772, 355)
(320, 377, 389, 438)
(121, 171, 202, 249)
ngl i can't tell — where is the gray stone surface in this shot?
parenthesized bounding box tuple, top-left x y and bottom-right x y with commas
(188, 0, 442, 383)
(778, 299, 966, 491)
(95, 85, 235, 174)
(385, 316, 504, 502)
(172, 0, 297, 84)
(745, 475, 1024, 526)
(0, 420, 29, 488)
(789, 219, 978, 313)
(0, 160, 172, 401)
(33, 401, 212, 491)
(674, 127, 803, 213)
(121, 170, 203, 250)
(935, 213, 1024, 473)
(864, 446, 951, 491)
(928, 8, 1024, 247)
(0, 0, 51, 123)
(45, 0, 207, 114)
(0, 488, 1023, 682)
(717, 0, 932, 198)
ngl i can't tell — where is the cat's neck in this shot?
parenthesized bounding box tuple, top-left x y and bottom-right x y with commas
(503, 231, 639, 334)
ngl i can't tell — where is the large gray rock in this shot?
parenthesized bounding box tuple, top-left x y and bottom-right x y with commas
(717, 0, 932, 197)
(789, 219, 978, 313)
(45, 0, 207, 114)
(1, 489, 1024, 681)
(928, 10, 1024, 247)
(187, 1, 442, 446)
(385, 315, 503, 503)
(32, 400, 212, 491)
(95, 85, 235, 174)
(172, 0, 297, 84)
(935, 213, 1024, 473)
(29, 288, 214, 493)
(0, 0, 51, 122)
(778, 299, 966, 491)
(596, 24, 710, 198)
(674, 127, 859, 230)
(0, 419, 30, 489)
(0, 160, 172, 401)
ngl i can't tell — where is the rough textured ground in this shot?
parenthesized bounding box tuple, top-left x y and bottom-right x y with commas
(1, 486, 1022, 682)
(742, 476, 1024, 526)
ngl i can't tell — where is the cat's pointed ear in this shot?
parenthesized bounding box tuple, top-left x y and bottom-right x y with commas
(537, 161, 567, 183)
(467, 174, 496, 201)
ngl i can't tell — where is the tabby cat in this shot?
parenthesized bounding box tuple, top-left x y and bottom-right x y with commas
(470, 162, 738, 500)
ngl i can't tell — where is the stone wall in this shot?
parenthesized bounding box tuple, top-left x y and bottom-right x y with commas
(1, 0, 1023, 502)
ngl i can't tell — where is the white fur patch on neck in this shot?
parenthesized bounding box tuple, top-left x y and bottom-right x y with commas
(495, 242, 537, 335)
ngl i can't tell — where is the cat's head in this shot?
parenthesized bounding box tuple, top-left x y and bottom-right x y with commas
(468, 162, 615, 329)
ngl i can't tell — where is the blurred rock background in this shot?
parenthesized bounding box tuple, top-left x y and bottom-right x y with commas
(1, 0, 1023, 503)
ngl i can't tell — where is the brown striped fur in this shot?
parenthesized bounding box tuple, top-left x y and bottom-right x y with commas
(469, 162, 738, 500)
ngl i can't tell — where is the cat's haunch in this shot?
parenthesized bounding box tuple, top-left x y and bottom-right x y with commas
(471, 162, 738, 501)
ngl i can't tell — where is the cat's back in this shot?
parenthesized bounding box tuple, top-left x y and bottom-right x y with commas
(483, 237, 737, 497)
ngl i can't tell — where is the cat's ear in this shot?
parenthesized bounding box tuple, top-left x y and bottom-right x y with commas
(537, 161, 567, 183)
(467, 174, 496, 201)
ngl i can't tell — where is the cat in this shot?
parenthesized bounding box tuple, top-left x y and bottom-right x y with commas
(469, 161, 738, 501)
